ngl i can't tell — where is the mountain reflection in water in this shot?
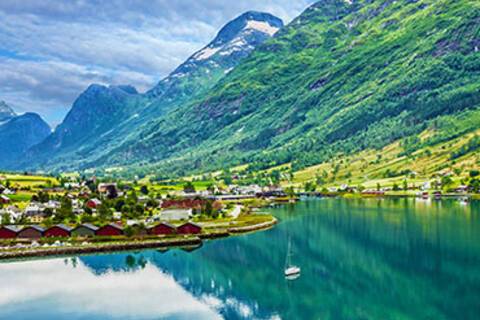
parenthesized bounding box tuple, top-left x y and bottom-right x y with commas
(0, 198, 479, 320)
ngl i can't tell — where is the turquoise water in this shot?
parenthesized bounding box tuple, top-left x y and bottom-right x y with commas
(1, 198, 479, 319)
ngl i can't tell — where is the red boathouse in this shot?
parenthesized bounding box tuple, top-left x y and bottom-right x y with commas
(177, 222, 202, 235)
(0, 226, 19, 239)
(149, 222, 176, 235)
(44, 225, 72, 238)
(17, 225, 44, 239)
(96, 223, 123, 236)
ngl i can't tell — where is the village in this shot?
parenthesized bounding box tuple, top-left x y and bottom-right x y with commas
(0, 166, 478, 254)
(0, 173, 287, 257)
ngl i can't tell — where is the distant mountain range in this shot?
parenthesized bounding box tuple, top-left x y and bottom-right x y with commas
(4, 1, 480, 178)
(0, 101, 50, 168)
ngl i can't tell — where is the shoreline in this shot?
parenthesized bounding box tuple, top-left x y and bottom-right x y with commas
(0, 217, 277, 262)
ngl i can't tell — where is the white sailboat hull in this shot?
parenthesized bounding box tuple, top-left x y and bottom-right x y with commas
(284, 266, 301, 277)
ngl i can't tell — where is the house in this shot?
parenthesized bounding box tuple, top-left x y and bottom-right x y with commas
(17, 225, 44, 239)
(24, 203, 46, 223)
(456, 185, 469, 193)
(0, 226, 19, 239)
(0, 195, 10, 204)
(24, 203, 45, 216)
(2, 188, 15, 195)
(161, 208, 192, 221)
(149, 222, 176, 235)
(98, 183, 118, 199)
(72, 224, 99, 237)
(44, 224, 72, 238)
(177, 222, 202, 234)
(96, 223, 123, 236)
(161, 199, 205, 210)
(78, 191, 91, 199)
(86, 198, 102, 209)
(45, 200, 61, 210)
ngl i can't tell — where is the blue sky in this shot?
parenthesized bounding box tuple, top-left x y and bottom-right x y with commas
(0, 0, 315, 126)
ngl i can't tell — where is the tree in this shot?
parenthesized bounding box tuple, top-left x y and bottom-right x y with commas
(128, 190, 138, 204)
(441, 176, 453, 190)
(55, 197, 73, 223)
(393, 183, 400, 191)
(304, 182, 316, 192)
(1, 214, 11, 225)
(285, 186, 296, 198)
(403, 179, 408, 191)
(468, 179, 480, 193)
(203, 200, 213, 217)
(183, 181, 196, 193)
(124, 226, 134, 237)
(98, 204, 112, 222)
(140, 185, 149, 195)
(114, 199, 125, 212)
(470, 170, 480, 178)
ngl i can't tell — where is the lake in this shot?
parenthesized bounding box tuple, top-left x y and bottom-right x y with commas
(1, 198, 479, 319)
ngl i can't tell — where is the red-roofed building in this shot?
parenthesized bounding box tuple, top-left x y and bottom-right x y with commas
(0, 226, 19, 239)
(96, 223, 123, 236)
(44, 225, 72, 238)
(177, 222, 202, 235)
(149, 222, 176, 235)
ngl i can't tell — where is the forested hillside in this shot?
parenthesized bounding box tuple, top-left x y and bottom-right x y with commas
(102, 0, 480, 178)
(20, 11, 283, 172)
(17, 0, 480, 179)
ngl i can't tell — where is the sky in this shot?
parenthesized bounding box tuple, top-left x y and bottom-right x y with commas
(0, 0, 315, 126)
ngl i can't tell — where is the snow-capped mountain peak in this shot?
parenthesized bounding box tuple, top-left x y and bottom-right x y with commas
(147, 11, 283, 98)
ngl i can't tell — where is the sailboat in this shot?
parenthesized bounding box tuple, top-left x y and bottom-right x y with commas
(284, 236, 301, 279)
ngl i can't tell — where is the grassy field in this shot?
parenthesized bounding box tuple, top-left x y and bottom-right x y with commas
(290, 129, 480, 190)
(0, 173, 59, 207)
(0, 173, 58, 188)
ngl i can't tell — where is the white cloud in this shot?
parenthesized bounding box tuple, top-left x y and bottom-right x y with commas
(0, 257, 222, 319)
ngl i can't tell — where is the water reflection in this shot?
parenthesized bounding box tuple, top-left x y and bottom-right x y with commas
(0, 198, 479, 319)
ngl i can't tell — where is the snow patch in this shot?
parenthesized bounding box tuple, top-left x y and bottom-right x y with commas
(193, 46, 220, 60)
(245, 20, 279, 36)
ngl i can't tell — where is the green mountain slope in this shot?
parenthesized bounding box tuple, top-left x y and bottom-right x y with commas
(19, 11, 283, 172)
(98, 0, 480, 178)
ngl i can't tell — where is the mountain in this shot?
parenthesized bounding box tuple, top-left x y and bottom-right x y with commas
(97, 0, 479, 178)
(20, 11, 283, 172)
(16, 1, 480, 179)
(0, 113, 51, 168)
(147, 11, 284, 102)
(0, 101, 16, 123)
(23, 84, 141, 171)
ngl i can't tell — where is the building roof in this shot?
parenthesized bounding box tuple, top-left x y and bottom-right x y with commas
(20, 225, 45, 232)
(179, 222, 202, 228)
(0, 225, 20, 233)
(74, 223, 99, 231)
(100, 223, 123, 230)
(151, 222, 176, 229)
(48, 224, 73, 232)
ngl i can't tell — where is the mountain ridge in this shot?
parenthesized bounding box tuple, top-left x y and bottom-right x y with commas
(0, 100, 16, 123)
(18, 11, 284, 172)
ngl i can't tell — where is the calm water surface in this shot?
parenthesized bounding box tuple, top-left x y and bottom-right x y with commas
(1, 198, 479, 319)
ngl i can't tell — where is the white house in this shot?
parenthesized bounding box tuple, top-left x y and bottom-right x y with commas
(161, 208, 192, 221)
